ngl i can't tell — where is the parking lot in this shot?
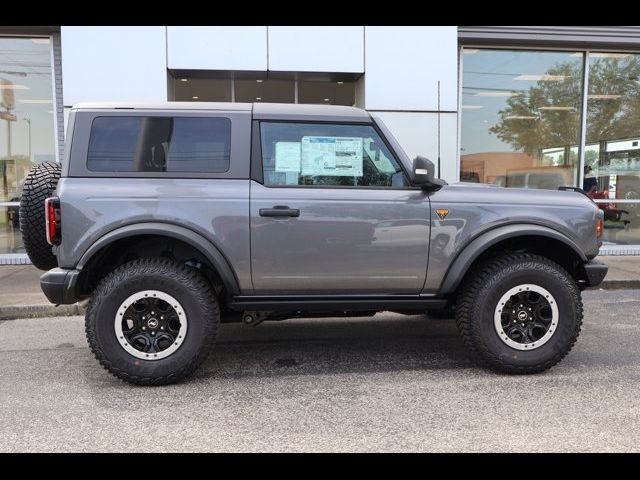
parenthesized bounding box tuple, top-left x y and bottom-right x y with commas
(1, 289, 639, 452)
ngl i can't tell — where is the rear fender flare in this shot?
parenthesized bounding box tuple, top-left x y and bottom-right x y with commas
(77, 222, 240, 296)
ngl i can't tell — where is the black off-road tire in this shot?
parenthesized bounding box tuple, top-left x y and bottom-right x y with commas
(456, 253, 583, 374)
(85, 258, 219, 386)
(19, 161, 62, 270)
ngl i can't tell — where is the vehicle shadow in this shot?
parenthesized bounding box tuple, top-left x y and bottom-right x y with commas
(197, 313, 477, 380)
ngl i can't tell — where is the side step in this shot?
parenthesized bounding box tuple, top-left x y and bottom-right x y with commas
(230, 295, 447, 313)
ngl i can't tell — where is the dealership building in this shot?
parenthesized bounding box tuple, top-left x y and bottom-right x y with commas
(1, 25, 640, 263)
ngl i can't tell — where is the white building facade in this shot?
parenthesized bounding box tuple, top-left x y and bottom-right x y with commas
(1, 26, 640, 262)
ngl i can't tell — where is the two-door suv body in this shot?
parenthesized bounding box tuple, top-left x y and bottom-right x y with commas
(20, 102, 608, 384)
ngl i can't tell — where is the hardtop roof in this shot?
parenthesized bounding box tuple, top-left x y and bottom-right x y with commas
(71, 101, 371, 122)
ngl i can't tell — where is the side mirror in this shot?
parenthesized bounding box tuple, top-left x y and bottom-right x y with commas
(412, 156, 447, 190)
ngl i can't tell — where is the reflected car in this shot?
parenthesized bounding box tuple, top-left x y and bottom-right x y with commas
(506, 172, 567, 190)
(7, 195, 20, 228)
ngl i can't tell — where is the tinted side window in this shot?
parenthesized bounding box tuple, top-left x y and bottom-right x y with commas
(87, 116, 231, 173)
(260, 122, 406, 187)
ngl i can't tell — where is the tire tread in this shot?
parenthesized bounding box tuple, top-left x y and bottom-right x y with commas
(19, 161, 62, 270)
(455, 253, 583, 374)
(85, 258, 219, 386)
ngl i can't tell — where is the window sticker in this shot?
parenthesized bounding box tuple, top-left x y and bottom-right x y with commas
(301, 136, 363, 176)
(275, 142, 301, 173)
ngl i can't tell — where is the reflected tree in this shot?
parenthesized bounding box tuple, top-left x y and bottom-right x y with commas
(489, 56, 640, 154)
(489, 62, 582, 156)
(586, 56, 640, 144)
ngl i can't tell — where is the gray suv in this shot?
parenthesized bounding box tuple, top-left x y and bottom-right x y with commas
(20, 102, 608, 385)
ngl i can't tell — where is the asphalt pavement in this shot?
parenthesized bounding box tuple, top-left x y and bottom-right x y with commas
(1, 289, 639, 452)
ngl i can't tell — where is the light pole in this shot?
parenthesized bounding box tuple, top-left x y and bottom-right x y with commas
(23, 117, 31, 162)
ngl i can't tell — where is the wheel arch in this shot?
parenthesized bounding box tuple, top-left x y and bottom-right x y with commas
(77, 223, 240, 297)
(439, 224, 588, 296)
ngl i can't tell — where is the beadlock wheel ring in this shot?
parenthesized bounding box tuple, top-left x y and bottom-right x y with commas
(494, 284, 559, 351)
(114, 290, 188, 360)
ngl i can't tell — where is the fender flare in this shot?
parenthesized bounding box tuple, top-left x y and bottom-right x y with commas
(438, 224, 587, 295)
(77, 222, 240, 296)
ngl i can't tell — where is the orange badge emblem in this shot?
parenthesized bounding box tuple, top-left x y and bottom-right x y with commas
(435, 209, 449, 220)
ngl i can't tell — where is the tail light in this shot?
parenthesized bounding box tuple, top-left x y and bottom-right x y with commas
(45, 197, 61, 246)
(595, 218, 603, 238)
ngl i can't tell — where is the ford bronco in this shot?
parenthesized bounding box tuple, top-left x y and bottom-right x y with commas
(19, 102, 608, 385)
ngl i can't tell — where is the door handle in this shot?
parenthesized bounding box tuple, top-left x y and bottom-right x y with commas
(259, 205, 300, 218)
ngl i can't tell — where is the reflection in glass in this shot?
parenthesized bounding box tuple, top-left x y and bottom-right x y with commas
(297, 80, 355, 106)
(0, 36, 56, 254)
(0, 206, 22, 254)
(460, 49, 583, 190)
(170, 75, 231, 102)
(235, 78, 295, 103)
(585, 53, 640, 245)
(87, 117, 231, 173)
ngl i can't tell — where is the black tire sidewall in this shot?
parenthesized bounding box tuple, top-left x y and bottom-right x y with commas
(19, 161, 61, 270)
(471, 260, 580, 369)
(87, 261, 218, 381)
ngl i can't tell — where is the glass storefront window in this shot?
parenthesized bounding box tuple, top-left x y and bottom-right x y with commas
(170, 75, 232, 102)
(297, 80, 355, 106)
(585, 52, 640, 245)
(460, 48, 584, 190)
(169, 72, 358, 106)
(0, 206, 21, 254)
(235, 78, 295, 103)
(0, 36, 56, 254)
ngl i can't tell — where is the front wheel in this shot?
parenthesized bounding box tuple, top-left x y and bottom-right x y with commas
(85, 258, 219, 385)
(456, 253, 583, 374)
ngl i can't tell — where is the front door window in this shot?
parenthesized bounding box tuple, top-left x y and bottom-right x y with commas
(260, 122, 407, 188)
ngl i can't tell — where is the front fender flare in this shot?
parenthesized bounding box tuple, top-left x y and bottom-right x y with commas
(77, 222, 240, 296)
(438, 224, 587, 295)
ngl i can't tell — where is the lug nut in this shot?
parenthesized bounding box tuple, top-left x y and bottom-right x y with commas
(142, 326, 146, 330)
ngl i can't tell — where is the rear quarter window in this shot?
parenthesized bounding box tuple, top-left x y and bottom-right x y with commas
(87, 116, 231, 173)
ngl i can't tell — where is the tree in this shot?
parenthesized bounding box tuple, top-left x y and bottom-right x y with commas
(489, 56, 640, 155)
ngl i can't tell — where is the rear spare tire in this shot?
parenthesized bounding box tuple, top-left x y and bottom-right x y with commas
(19, 161, 62, 270)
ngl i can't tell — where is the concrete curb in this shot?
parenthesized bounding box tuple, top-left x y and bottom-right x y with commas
(0, 304, 85, 320)
(0, 280, 637, 320)
(592, 280, 640, 290)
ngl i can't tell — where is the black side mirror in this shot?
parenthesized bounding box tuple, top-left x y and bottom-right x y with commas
(412, 156, 447, 190)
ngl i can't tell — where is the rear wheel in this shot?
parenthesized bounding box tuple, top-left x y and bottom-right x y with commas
(456, 253, 582, 374)
(85, 258, 219, 385)
(19, 161, 62, 270)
